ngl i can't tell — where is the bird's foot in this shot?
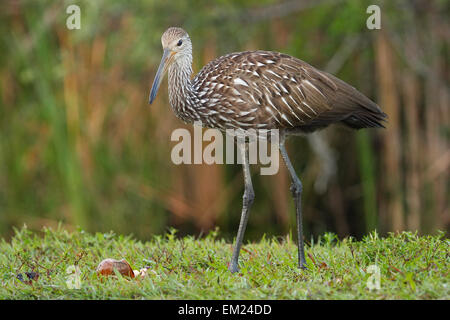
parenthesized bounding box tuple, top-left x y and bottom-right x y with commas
(228, 262, 240, 274)
(298, 258, 308, 270)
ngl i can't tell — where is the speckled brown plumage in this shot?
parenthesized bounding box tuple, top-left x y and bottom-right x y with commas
(191, 50, 387, 132)
(151, 27, 386, 133)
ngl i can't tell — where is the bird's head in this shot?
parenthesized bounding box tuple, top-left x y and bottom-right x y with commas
(149, 27, 192, 104)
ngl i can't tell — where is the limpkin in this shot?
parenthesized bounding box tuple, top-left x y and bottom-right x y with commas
(149, 27, 386, 273)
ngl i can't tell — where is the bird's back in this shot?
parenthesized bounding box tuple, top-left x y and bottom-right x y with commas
(193, 50, 386, 132)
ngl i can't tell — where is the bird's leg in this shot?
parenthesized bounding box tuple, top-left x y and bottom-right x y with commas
(279, 138, 307, 269)
(229, 143, 254, 273)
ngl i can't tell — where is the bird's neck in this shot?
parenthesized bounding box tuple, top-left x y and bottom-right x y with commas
(168, 58, 200, 124)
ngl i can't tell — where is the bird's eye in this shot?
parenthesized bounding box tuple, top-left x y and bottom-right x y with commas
(177, 40, 183, 46)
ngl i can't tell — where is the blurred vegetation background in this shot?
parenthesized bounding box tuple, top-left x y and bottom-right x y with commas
(0, 0, 448, 242)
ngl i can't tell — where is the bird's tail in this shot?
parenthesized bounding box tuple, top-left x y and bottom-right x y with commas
(342, 109, 387, 129)
(325, 72, 388, 129)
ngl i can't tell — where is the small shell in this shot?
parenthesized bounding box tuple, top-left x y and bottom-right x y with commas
(96, 258, 134, 278)
(133, 267, 157, 278)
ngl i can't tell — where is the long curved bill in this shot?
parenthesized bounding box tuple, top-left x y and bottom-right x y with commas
(149, 49, 173, 104)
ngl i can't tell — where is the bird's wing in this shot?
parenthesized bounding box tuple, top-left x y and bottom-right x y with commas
(193, 50, 383, 130)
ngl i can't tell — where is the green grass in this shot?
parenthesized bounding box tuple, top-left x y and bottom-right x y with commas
(0, 226, 448, 299)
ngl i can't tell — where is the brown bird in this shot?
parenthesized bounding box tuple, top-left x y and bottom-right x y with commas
(149, 27, 386, 273)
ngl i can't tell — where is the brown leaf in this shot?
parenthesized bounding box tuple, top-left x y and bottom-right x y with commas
(307, 252, 316, 265)
(318, 262, 328, 270)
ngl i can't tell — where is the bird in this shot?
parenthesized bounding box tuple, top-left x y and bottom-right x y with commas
(149, 27, 387, 273)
